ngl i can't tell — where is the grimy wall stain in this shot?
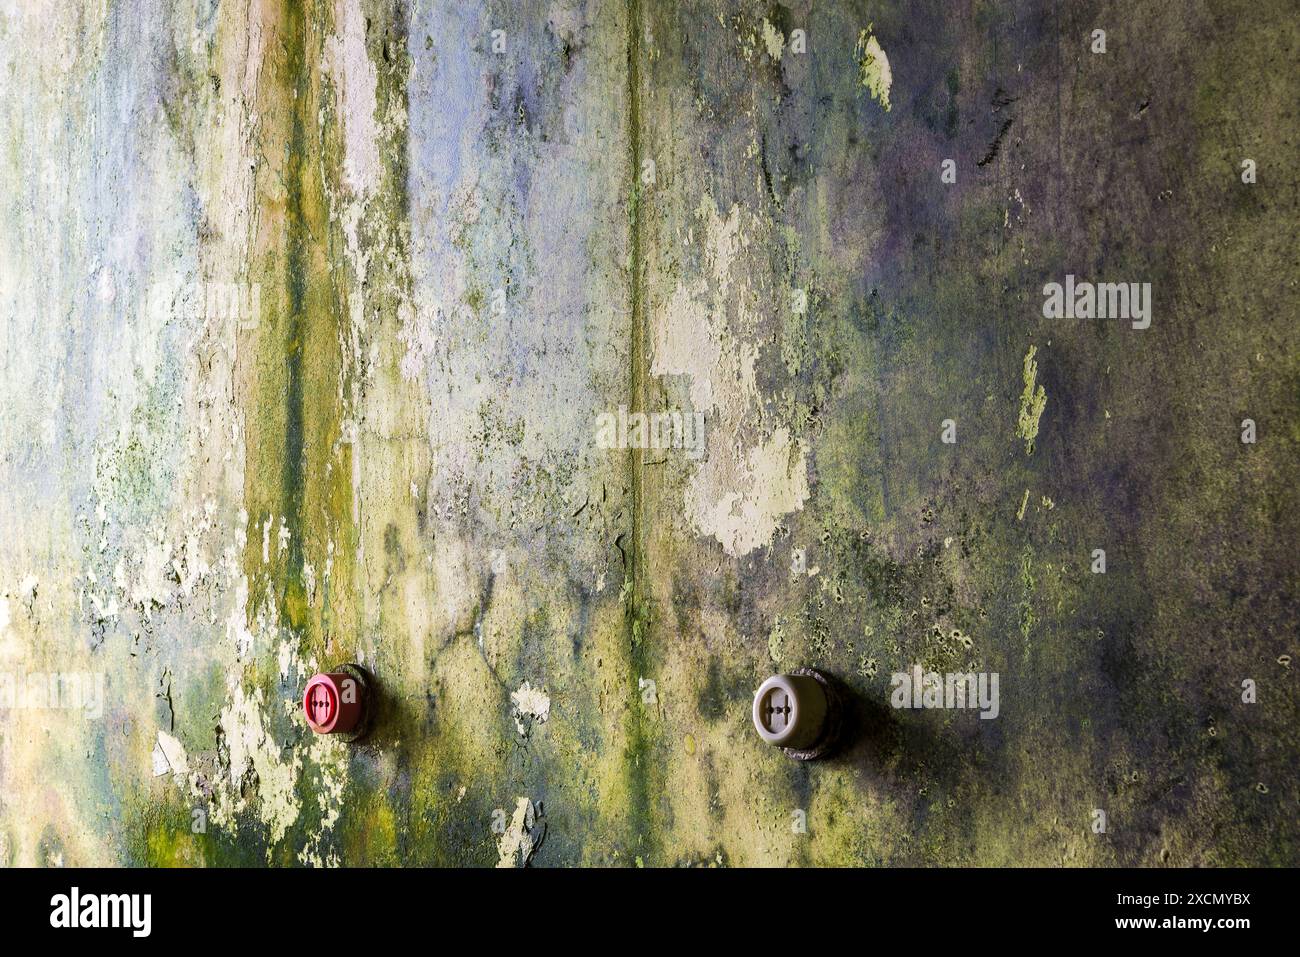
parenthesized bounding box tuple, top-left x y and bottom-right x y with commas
(0, 0, 1296, 866)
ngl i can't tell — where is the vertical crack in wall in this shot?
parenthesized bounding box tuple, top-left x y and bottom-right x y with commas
(244, 0, 357, 652)
(213, 0, 361, 860)
(281, 10, 309, 616)
(621, 0, 658, 862)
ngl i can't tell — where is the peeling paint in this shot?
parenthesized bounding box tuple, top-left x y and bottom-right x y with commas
(688, 427, 810, 557)
(151, 730, 189, 780)
(495, 797, 545, 868)
(856, 28, 892, 110)
(510, 681, 551, 735)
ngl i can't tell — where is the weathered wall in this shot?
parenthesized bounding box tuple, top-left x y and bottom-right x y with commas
(0, 0, 1296, 866)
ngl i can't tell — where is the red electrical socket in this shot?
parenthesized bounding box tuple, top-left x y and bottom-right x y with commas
(303, 668, 367, 737)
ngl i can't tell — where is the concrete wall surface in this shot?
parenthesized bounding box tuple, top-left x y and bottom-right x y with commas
(0, 0, 1296, 866)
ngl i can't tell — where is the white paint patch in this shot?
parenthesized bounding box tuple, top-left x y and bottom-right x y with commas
(226, 577, 255, 660)
(495, 797, 544, 868)
(651, 279, 718, 410)
(296, 728, 350, 867)
(697, 195, 746, 299)
(174, 532, 209, 597)
(325, 0, 381, 199)
(655, 195, 812, 558)
(129, 537, 173, 613)
(151, 730, 189, 779)
(302, 561, 316, 605)
(215, 680, 301, 846)
(510, 681, 551, 735)
(688, 426, 810, 557)
(277, 637, 296, 683)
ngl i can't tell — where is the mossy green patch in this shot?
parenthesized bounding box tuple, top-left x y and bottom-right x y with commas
(1016, 345, 1047, 455)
